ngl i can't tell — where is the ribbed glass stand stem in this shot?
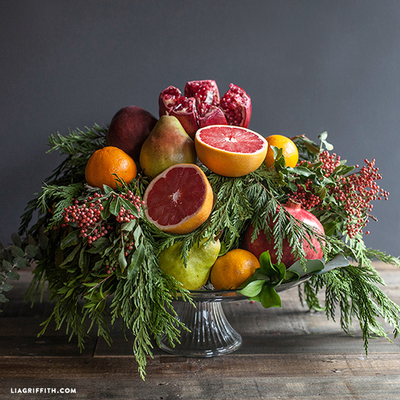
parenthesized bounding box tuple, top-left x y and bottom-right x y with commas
(159, 300, 242, 357)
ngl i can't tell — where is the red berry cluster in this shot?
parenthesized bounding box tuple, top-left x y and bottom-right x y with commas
(291, 152, 389, 238)
(61, 191, 143, 246)
(62, 193, 113, 245)
(290, 179, 322, 209)
(115, 192, 144, 223)
(339, 158, 389, 238)
(319, 151, 341, 176)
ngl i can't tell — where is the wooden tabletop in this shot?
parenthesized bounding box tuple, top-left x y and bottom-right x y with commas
(1, 263, 400, 400)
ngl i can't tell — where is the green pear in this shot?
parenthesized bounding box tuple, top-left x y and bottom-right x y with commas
(139, 115, 197, 179)
(158, 238, 221, 290)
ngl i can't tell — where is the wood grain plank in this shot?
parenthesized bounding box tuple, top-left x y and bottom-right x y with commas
(1, 263, 400, 399)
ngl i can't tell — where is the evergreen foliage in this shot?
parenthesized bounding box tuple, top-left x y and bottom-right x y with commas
(1, 125, 399, 379)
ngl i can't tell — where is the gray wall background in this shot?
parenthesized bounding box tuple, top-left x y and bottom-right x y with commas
(1, 0, 399, 257)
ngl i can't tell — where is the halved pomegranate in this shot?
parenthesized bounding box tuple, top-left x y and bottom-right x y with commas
(158, 80, 252, 138)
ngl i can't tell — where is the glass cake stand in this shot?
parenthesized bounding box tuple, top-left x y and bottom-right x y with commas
(159, 276, 310, 357)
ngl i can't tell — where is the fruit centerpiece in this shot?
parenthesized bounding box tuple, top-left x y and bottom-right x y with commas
(1, 79, 400, 380)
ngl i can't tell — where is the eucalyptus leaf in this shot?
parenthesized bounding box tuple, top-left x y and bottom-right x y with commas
(1, 283, 13, 292)
(15, 256, 30, 269)
(288, 259, 324, 277)
(11, 245, 24, 258)
(25, 244, 38, 258)
(316, 254, 349, 275)
(5, 271, 20, 280)
(290, 166, 316, 178)
(2, 260, 13, 272)
(0, 293, 9, 303)
(318, 131, 334, 151)
(11, 233, 22, 247)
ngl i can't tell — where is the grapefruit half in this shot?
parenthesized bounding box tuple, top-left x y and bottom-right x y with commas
(143, 164, 213, 235)
(195, 125, 268, 177)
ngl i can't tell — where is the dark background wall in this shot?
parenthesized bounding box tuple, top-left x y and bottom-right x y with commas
(1, 0, 399, 256)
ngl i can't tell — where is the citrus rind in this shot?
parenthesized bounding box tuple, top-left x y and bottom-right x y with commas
(195, 125, 268, 177)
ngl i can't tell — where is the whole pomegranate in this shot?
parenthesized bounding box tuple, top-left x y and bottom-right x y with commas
(242, 200, 324, 268)
(158, 80, 252, 138)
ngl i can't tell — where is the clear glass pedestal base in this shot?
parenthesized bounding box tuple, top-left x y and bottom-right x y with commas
(159, 277, 310, 357)
(159, 299, 242, 357)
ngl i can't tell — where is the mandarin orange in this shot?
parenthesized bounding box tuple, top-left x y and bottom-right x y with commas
(210, 249, 260, 290)
(265, 134, 299, 168)
(85, 146, 137, 190)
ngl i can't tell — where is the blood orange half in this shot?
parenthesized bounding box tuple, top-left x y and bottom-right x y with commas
(143, 164, 213, 235)
(195, 125, 268, 177)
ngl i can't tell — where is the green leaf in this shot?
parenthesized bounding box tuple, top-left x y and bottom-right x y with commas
(303, 139, 320, 154)
(284, 269, 301, 283)
(118, 247, 127, 272)
(0, 293, 9, 303)
(120, 197, 140, 218)
(11, 233, 22, 247)
(287, 259, 325, 277)
(1, 283, 13, 292)
(25, 244, 39, 258)
(290, 166, 316, 178)
(93, 259, 104, 271)
(79, 247, 90, 270)
(317, 254, 349, 275)
(11, 245, 24, 258)
(122, 219, 137, 232)
(100, 199, 111, 220)
(15, 256, 30, 268)
(2, 260, 13, 272)
(103, 185, 113, 194)
(258, 251, 274, 276)
(318, 131, 334, 151)
(238, 279, 264, 297)
(59, 244, 81, 267)
(86, 237, 110, 254)
(6, 271, 20, 280)
(260, 285, 282, 308)
(110, 197, 121, 216)
(38, 232, 49, 250)
(127, 244, 145, 280)
(133, 224, 143, 243)
(259, 251, 286, 283)
(60, 230, 80, 250)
